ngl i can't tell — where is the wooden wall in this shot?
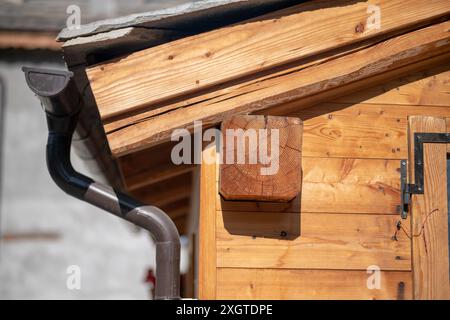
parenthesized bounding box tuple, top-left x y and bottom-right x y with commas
(199, 62, 450, 299)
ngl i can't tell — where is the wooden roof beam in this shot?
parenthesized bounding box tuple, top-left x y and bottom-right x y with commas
(117, 140, 195, 191)
(161, 199, 191, 221)
(103, 20, 450, 156)
(130, 172, 192, 207)
(125, 163, 194, 191)
(87, 0, 450, 120)
(136, 183, 192, 208)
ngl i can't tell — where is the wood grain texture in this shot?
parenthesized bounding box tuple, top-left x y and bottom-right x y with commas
(126, 163, 194, 191)
(262, 52, 450, 117)
(301, 158, 401, 214)
(447, 117, 450, 153)
(218, 157, 401, 214)
(217, 268, 412, 300)
(104, 21, 450, 156)
(160, 198, 191, 221)
(198, 143, 217, 300)
(88, 0, 450, 119)
(220, 115, 302, 202)
(408, 116, 450, 300)
(118, 140, 195, 191)
(291, 103, 450, 159)
(131, 173, 192, 207)
(330, 64, 450, 107)
(217, 212, 411, 271)
(119, 141, 177, 177)
(301, 110, 406, 159)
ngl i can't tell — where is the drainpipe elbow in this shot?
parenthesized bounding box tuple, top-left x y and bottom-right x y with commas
(23, 66, 181, 300)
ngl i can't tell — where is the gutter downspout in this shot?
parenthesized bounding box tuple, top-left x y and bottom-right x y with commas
(22, 67, 180, 300)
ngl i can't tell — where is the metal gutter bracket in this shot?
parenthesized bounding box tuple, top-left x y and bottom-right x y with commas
(400, 132, 450, 219)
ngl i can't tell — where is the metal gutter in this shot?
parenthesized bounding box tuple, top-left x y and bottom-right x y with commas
(23, 66, 180, 300)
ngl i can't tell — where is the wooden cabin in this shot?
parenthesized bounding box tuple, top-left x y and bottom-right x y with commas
(59, 0, 450, 299)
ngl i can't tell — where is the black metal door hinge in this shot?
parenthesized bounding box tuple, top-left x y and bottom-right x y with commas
(400, 132, 450, 219)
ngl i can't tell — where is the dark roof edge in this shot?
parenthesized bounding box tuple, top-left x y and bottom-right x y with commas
(58, 0, 302, 42)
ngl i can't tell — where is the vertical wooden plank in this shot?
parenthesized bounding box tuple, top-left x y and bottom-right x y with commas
(198, 143, 217, 299)
(446, 118, 450, 154)
(408, 116, 450, 300)
(186, 166, 200, 298)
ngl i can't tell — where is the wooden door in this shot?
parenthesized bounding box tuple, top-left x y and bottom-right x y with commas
(408, 116, 450, 299)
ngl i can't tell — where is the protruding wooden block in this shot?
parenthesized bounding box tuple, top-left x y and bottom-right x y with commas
(220, 115, 302, 202)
